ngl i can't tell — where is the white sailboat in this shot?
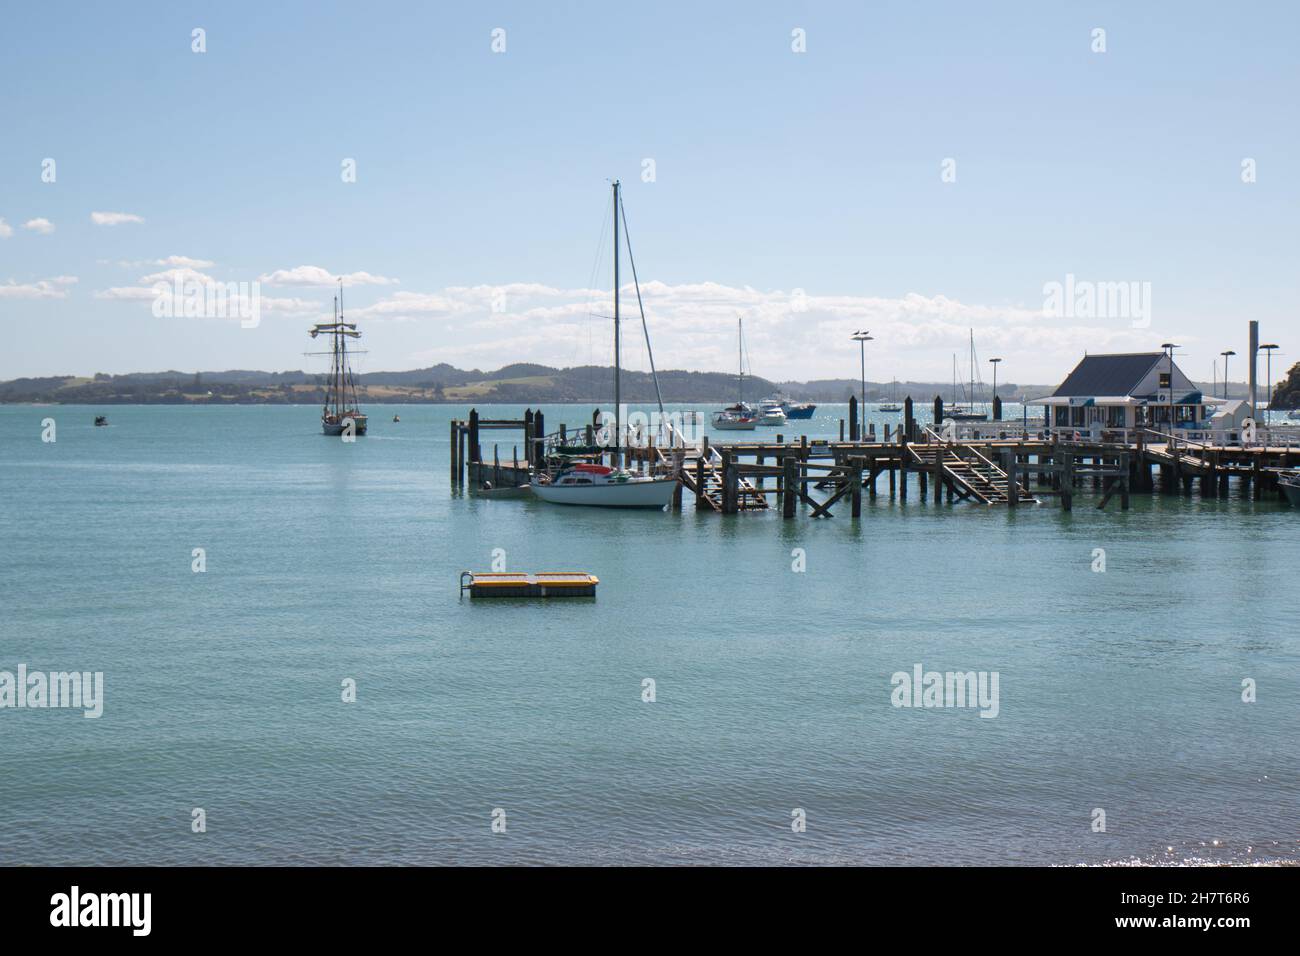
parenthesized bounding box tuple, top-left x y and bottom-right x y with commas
(530, 181, 676, 509)
(880, 379, 902, 413)
(712, 317, 759, 430)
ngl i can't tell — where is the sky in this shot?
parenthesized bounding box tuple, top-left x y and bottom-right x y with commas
(1, 1, 1297, 387)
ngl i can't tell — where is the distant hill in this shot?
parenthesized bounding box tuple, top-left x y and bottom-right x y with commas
(0, 363, 1047, 405)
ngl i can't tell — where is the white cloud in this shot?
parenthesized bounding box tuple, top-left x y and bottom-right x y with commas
(91, 211, 145, 226)
(95, 285, 161, 301)
(0, 276, 77, 299)
(352, 280, 1161, 382)
(0, 219, 12, 239)
(22, 218, 55, 234)
(154, 255, 214, 268)
(259, 265, 398, 287)
(138, 266, 218, 286)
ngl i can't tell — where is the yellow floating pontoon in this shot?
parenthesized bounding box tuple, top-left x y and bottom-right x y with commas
(459, 571, 599, 598)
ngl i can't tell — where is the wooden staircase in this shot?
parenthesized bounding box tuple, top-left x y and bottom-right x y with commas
(663, 445, 769, 511)
(907, 439, 1034, 505)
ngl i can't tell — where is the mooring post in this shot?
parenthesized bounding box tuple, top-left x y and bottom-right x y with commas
(1005, 449, 1018, 507)
(533, 409, 545, 464)
(851, 459, 862, 517)
(932, 443, 943, 503)
(992, 394, 1002, 421)
(933, 395, 943, 429)
(782, 453, 797, 518)
(1061, 452, 1073, 511)
(848, 396, 859, 442)
(1120, 452, 1131, 509)
(904, 396, 915, 442)
(468, 409, 481, 466)
(450, 420, 460, 484)
(523, 409, 534, 465)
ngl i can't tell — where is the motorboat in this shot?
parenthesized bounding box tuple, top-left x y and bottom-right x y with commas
(757, 399, 787, 426)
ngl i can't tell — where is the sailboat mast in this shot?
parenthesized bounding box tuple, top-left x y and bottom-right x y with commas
(612, 180, 621, 467)
(339, 285, 347, 417)
(738, 317, 744, 403)
(969, 329, 976, 409)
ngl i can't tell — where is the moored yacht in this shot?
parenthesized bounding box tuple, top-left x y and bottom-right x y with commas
(531, 462, 676, 508)
(757, 399, 787, 426)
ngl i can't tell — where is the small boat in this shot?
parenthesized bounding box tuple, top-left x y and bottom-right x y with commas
(1280, 471, 1300, 507)
(782, 401, 816, 419)
(471, 481, 531, 499)
(1289, 409, 1300, 421)
(531, 463, 675, 508)
(93, 415, 108, 427)
(712, 403, 758, 430)
(757, 399, 787, 427)
(308, 286, 368, 436)
(945, 337, 988, 421)
(879, 379, 902, 413)
(392, 414, 400, 423)
(713, 317, 761, 430)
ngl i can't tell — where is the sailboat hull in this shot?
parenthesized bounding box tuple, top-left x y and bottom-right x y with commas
(530, 477, 677, 508)
(322, 415, 368, 436)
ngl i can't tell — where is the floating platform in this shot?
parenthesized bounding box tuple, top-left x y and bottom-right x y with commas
(459, 571, 599, 598)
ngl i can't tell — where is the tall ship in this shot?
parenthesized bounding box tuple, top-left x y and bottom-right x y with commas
(309, 289, 368, 436)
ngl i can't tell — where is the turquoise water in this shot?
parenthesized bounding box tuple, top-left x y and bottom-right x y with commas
(1, 403, 1296, 866)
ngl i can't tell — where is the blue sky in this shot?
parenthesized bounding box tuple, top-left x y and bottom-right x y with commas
(2, 1, 1296, 386)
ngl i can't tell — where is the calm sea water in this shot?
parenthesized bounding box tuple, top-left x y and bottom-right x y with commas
(1, 403, 1296, 866)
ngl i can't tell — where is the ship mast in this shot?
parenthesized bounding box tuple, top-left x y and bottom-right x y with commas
(612, 179, 621, 468)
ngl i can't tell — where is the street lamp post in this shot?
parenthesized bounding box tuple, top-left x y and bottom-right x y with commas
(1161, 343, 1180, 433)
(1260, 343, 1279, 426)
(988, 357, 1002, 416)
(851, 330, 873, 421)
(1220, 349, 1236, 400)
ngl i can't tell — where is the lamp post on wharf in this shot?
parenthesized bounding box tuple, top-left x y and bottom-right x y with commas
(1220, 349, 1236, 400)
(1260, 343, 1279, 425)
(851, 330, 873, 418)
(1161, 343, 1179, 433)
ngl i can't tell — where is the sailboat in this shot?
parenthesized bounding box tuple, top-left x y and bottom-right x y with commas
(712, 317, 759, 430)
(530, 181, 677, 509)
(308, 286, 368, 436)
(879, 379, 902, 413)
(945, 331, 987, 422)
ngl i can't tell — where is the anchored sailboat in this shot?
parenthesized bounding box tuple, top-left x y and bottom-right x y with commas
(308, 286, 368, 436)
(530, 181, 677, 508)
(880, 379, 902, 413)
(712, 317, 759, 430)
(946, 330, 987, 422)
